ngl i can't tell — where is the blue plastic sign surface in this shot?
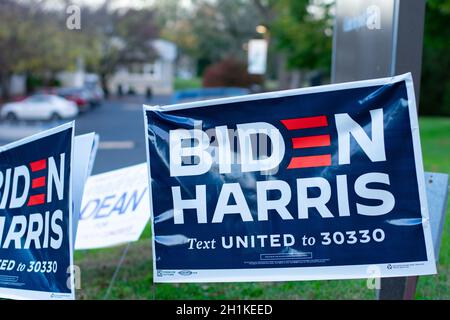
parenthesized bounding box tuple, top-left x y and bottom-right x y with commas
(144, 73, 436, 283)
(0, 123, 75, 299)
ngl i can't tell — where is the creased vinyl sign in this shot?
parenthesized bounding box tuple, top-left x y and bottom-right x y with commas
(75, 163, 150, 250)
(144, 73, 436, 283)
(0, 123, 75, 299)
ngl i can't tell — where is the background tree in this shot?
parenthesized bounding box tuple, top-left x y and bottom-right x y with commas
(155, 0, 332, 87)
(0, 0, 158, 99)
(420, 0, 450, 115)
(269, 0, 333, 87)
(155, 0, 264, 76)
(81, 4, 159, 96)
(0, 0, 99, 98)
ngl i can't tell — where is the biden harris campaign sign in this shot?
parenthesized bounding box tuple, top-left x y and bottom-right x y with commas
(144, 73, 436, 283)
(0, 123, 75, 299)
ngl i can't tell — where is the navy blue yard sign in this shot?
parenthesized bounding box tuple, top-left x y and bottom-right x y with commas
(0, 123, 75, 299)
(144, 73, 435, 283)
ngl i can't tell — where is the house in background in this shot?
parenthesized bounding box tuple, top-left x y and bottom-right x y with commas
(0, 74, 26, 98)
(107, 39, 177, 96)
(1, 39, 177, 100)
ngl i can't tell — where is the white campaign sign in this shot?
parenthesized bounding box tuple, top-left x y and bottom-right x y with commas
(248, 39, 268, 75)
(75, 163, 150, 250)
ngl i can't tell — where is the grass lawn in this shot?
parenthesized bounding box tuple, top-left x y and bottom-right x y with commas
(173, 77, 202, 90)
(74, 117, 450, 300)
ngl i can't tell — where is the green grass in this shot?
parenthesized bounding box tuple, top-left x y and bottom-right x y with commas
(414, 117, 450, 299)
(75, 117, 450, 300)
(173, 77, 202, 90)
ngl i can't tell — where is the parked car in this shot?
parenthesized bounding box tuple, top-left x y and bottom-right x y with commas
(84, 84, 104, 107)
(0, 94, 78, 121)
(84, 74, 105, 107)
(56, 87, 92, 112)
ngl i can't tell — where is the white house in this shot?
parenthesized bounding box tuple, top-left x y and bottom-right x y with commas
(107, 39, 177, 96)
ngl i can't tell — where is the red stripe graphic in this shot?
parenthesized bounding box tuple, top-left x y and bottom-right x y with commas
(27, 194, 45, 206)
(292, 134, 331, 149)
(287, 154, 331, 169)
(32, 177, 46, 189)
(281, 116, 328, 130)
(30, 159, 46, 172)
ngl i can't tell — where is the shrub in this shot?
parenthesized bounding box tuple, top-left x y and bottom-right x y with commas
(202, 57, 263, 88)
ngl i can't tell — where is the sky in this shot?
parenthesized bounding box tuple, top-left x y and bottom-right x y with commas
(19, 0, 158, 11)
(71, 0, 154, 10)
(30, 0, 193, 12)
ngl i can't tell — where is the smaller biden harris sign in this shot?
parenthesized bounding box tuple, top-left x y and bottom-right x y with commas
(0, 123, 75, 299)
(144, 73, 436, 283)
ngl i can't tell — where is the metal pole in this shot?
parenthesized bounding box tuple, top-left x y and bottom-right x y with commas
(103, 242, 132, 300)
(332, 0, 427, 300)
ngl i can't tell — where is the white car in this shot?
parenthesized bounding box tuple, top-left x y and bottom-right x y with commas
(0, 94, 78, 121)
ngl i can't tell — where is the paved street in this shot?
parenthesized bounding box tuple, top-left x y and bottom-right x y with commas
(0, 95, 171, 174)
